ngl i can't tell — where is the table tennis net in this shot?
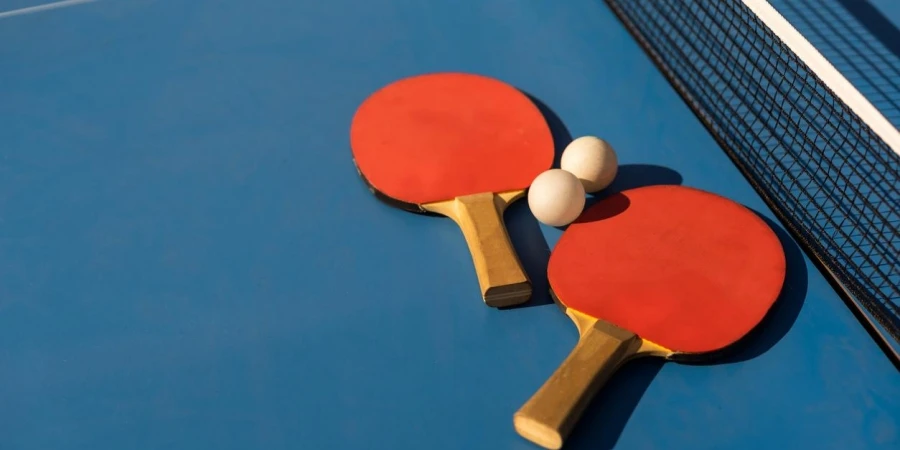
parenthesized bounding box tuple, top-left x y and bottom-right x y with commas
(603, 0, 900, 353)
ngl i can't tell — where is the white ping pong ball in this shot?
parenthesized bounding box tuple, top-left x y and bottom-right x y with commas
(528, 169, 586, 227)
(560, 136, 618, 193)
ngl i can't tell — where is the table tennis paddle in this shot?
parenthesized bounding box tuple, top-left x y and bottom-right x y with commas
(350, 72, 555, 307)
(513, 185, 786, 449)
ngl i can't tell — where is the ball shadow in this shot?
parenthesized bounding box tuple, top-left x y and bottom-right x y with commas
(607, 164, 684, 192)
(572, 192, 631, 224)
(583, 164, 684, 211)
(563, 164, 683, 232)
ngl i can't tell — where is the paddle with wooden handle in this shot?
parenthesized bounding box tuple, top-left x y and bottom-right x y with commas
(514, 185, 787, 448)
(350, 72, 555, 307)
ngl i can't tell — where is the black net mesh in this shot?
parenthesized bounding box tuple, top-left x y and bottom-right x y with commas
(603, 0, 900, 352)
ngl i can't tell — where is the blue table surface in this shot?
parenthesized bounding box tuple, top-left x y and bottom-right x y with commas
(1, 1, 898, 449)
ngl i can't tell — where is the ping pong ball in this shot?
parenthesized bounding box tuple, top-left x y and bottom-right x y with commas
(560, 136, 618, 193)
(528, 169, 586, 227)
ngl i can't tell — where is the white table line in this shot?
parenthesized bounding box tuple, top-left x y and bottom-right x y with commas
(0, 0, 98, 20)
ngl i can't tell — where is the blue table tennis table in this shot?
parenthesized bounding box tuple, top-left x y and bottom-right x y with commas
(1, 1, 898, 449)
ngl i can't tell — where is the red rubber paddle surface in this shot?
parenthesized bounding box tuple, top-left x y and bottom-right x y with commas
(548, 185, 786, 354)
(350, 72, 554, 205)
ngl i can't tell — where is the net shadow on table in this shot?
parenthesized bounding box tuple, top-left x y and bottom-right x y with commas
(835, 0, 900, 59)
(781, 0, 900, 126)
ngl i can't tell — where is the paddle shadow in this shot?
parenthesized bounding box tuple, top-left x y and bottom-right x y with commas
(523, 93, 573, 168)
(564, 357, 665, 450)
(503, 201, 554, 309)
(679, 210, 808, 365)
(503, 94, 572, 309)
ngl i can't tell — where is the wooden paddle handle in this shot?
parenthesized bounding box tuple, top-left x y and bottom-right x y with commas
(513, 320, 641, 449)
(425, 192, 531, 307)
